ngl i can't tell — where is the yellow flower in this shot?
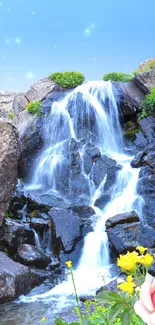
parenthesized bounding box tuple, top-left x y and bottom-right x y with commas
(65, 260, 72, 268)
(136, 246, 148, 255)
(138, 253, 153, 268)
(118, 280, 136, 295)
(127, 275, 133, 283)
(41, 316, 46, 322)
(117, 251, 138, 272)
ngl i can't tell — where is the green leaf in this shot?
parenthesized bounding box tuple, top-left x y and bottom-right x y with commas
(55, 319, 68, 325)
(96, 291, 123, 303)
(122, 308, 133, 325)
(107, 302, 124, 322)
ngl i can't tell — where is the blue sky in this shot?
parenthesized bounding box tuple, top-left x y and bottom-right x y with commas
(0, 0, 155, 91)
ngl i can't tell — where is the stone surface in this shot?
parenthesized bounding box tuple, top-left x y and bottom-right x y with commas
(134, 65, 155, 93)
(26, 77, 62, 102)
(49, 208, 81, 253)
(92, 155, 120, 190)
(0, 251, 30, 303)
(0, 119, 20, 226)
(94, 190, 111, 210)
(13, 110, 43, 179)
(107, 222, 155, 254)
(114, 81, 145, 121)
(106, 211, 139, 229)
(13, 93, 29, 115)
(17, 244, 51, 268)
(0, 219, 35, 254)
(0, 91, 16, 118)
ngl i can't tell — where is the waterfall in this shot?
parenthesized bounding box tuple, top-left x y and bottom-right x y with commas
(32, 229, 42, 250)
(21, 81, 143, 302)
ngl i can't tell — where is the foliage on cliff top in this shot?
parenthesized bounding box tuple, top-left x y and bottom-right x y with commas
(49, 71, 85, 88)
(103, 72, 133, 82)
(26, 101, 41, 116)
(140, 87, 155, 118)
(133, 58, 155, 75)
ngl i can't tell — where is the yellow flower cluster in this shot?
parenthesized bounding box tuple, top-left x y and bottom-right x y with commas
(117, 247, 153, 272)
(118, 275, 136, 295)
(136, 246, 148, 254)
(117, 251, 138, 272)
(137, 253, 153, 267)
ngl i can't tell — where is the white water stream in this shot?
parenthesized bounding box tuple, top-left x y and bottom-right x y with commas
(21, 81, 143, 304)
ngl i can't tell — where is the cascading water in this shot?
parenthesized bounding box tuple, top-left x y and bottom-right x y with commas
(21, 81, 143, 304)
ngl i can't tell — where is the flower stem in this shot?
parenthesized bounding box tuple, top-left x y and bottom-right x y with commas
(70, 268, 85, 325)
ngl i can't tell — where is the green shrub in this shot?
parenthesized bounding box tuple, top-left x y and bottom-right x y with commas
(103, 72, 133, 82)
(133, 58, 155, 75)
(49, 71, 85, 88)
(26, 101, 41, 116)
(140, 87, 155, 118)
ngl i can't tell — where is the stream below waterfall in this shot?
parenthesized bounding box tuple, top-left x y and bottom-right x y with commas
(0, 81, 144, 324)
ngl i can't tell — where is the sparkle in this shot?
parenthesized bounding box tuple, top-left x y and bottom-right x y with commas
(91, 24, 95, 27)
(32, 11, 35, 15)
(93, 57, 96, 60)
(3, 54, 6, 58)
(0, 2, 3, 7)
(26, 72, 35, 80)
(5, 39, 10, 44)
(15, 38, 21, 44)
(86, 29, 90, 34)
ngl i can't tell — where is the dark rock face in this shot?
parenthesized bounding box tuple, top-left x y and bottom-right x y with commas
(107, 222, 155, 254)
(106, 211, 139, 229)
(113, 81, 145, 121)
(0, 120, 20, 226)
(0, 251, 30, 303)
(94, 190, 111, 210)
(17, 244, 51, 268)
(49, 208, 81, 253)
(92, 155, 120, 191)
(0, 219, 35, 255)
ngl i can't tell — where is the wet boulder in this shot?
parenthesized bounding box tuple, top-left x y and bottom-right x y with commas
(0, 251, 30, 303)
(106, 211, 139, 229)
(92, 155, 120, 190)
(113, 81, 145, 121)
(0, 219, 35, 255)
(84, 142, 101, 161)
(17, 244, 51, 268)
(94, 189, 111, 210)
(49, 208, 81, 253)
(107, 222, 155, 254)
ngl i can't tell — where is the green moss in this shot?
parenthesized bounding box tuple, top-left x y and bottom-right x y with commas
(26, 101, 41, 116)
(124, 121, 140, 141)
(8, 112, 15, 120)
(5, 210, 14, 219)
(103, 72, 133, 82)
(49, 71, 85, 88)
(133, 58, 155, 75)
(29, 210, 38, 218)
(124, 129, 140, 141)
